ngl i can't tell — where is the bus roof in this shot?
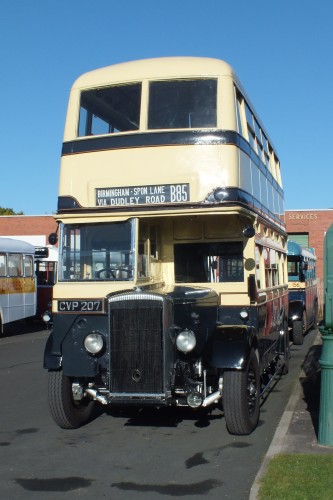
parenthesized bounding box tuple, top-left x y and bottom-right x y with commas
(287, 240, 316, 260)
(0, 237, 36, 254)
(72, 57, 237, 89)
(69, 56, 277, 155)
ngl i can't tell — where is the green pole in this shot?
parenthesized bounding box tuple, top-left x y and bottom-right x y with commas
(318, 224, 333, 446)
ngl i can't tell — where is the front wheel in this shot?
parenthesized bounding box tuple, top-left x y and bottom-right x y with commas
(48, 371, 96, 429)
(223, 349, 260, 435)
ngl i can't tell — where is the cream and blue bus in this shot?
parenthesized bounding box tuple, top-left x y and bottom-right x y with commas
(287, 240, 318, 344)
(0, 237, 36, 331)
(44, 57, 289, 435)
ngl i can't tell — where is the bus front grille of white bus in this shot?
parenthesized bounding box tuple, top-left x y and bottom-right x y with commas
(109, 296, 164, 395)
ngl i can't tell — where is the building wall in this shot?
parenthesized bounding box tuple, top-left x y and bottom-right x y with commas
(286, 209, 333, 317)
(0, 215, 57, 245)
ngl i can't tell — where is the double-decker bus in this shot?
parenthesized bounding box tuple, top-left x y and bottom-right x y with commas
(44, 57, 289, 435)
(0, 237, 36, 331)
(287, 240, 318, 345)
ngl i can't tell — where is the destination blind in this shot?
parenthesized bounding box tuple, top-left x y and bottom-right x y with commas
(96, 183, 190, 206)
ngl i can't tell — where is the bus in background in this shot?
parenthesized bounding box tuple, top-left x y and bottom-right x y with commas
(287, 240, 319, 345)
(0, 237, 36, 332)
(44, 57, 289, 435)
(35, 245, 58, 324)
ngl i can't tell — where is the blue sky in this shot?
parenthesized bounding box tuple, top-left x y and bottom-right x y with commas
(1, 0, 332, 214)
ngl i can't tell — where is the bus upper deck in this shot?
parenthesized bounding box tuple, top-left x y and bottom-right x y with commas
(58, 57, 284, 231)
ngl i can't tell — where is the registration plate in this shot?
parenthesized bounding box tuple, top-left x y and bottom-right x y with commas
(57, 300, 104, 313)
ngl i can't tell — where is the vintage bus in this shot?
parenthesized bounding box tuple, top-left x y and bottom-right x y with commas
(0, 237, 36, 331)
(287, 240, 318, 345)
(44, 57, 289, 435)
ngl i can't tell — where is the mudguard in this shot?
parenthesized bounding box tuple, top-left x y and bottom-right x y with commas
(205, 325, 257, 370)
(43, 332, 62, 370)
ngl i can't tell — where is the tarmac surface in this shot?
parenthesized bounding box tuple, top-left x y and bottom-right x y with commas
(250, 329, 333, 499)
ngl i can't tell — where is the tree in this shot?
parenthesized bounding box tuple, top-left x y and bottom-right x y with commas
(0, 207, 24, 215)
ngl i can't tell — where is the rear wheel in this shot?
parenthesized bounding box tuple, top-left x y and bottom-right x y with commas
(313, 303, 318, 329)
(48, 370, 96, 429)
(278, 321, 290, 375)
(223, 349, 260, 435)
(293, 311, 305, 345)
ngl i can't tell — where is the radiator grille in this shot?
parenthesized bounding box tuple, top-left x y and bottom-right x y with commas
(109, 297, 164, 393)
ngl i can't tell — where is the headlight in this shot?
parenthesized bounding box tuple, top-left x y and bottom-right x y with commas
(84, 333, 104, 354)
(176, 329, 196, 353)
(42, 312, 51, 323)
(240, 310, 249, 320)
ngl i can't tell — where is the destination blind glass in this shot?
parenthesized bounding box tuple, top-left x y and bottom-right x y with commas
(96, 183, 190, 206)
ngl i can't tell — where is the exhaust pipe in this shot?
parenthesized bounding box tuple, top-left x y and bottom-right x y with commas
(85, 388, 109, 405)
(201, 391, 221, 407)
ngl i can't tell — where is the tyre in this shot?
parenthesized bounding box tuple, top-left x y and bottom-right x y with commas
(313, 303, 318, 329)
(223, 349, 260, 435)
(279, 321, 290, 375)
(48, 370, 96, 429)
(293, 312, 305, 345)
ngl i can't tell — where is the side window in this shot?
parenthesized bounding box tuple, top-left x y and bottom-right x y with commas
(255, 245, 262, 289)
(8, 253, 22, 277)
(245, 103, 257, 153)
(0, 253, 6, 276)
(235, 90, 245, 136)
(24, 255, 34, 277)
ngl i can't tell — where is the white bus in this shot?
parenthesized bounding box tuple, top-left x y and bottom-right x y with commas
(0, 237, 36, 331)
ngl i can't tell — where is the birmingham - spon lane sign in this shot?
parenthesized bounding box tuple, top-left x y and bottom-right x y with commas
(96, 183, 190, 206)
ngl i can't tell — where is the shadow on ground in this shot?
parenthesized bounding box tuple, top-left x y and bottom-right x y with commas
(301, 343, 322, 438)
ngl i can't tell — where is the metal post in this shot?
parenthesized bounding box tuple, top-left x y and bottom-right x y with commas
(318, 224, 333, 446)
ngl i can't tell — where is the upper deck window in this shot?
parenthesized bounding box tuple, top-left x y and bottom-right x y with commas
(148, 79, 217, 130)
(78, 83, 141, 137)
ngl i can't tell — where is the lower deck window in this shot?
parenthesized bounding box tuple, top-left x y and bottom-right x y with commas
(174, 242, 244, 283)
(59, 221, 134, 281)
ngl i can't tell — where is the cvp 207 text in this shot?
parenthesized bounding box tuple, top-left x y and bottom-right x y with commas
(57, 300, 103, 312)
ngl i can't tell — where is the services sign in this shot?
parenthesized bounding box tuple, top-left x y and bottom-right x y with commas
(96, 183, 190, 207)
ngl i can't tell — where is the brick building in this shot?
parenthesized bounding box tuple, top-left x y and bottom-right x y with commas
(0, 215, 57, 246)
(285, 209, 333, 315)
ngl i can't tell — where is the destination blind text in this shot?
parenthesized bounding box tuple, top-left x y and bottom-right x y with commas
(96, 183, 190, 206)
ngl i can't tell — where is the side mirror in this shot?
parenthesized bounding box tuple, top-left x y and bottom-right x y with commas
(48, 232, 58, 245)
(243, 226, 255, 238)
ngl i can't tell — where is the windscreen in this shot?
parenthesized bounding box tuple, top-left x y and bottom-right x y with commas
(59, 221, 134, 281)
(148, 79, 217, 129)
(287, 257, 301, 281)
(78, 83, 141, 136)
